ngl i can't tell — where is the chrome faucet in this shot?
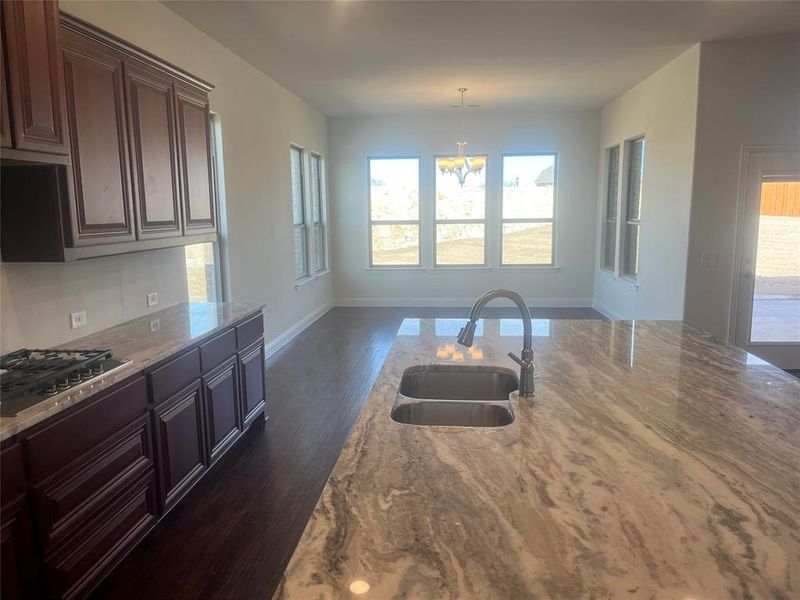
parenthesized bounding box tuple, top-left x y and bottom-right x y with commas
(457, 289, 535, 397)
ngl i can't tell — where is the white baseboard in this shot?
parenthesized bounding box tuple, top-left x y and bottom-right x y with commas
(335, 297, 594, 308)
(592, 299, 624, 320)
(265, 301, 334, 358)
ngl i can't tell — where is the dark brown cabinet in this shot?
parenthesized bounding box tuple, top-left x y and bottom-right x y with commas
(152, 379, 207, 511)
(1, 443, 40, 600)
(203, 357, 242, 464)
(60, 26, 136, 246)
(1, 0, 68, 154)
(175, 85, 215, 234)
(0, 34, 12, 149)
(239, 341, 267, 427)
(125, 60, 182, 239)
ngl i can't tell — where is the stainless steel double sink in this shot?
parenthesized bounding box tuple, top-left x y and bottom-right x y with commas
(391, 365, 517, 427)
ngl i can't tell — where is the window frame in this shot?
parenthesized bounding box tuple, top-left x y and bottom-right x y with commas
(499, 152, 558, 268)
(290, 144, 309, 281)
(367, 155, 422, 269)
(433, 153, 489, 268)
(601, 145, 620, 274)
(309, 151, 328, 274)
(620, 136, 645, 281)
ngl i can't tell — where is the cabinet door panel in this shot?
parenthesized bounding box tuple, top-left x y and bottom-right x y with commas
(61, 29, 135, 245)
(203, 358, 241, 463)
(2, 0, 68, 153)
(175, 86, 215, 233)
(1, 34, 12, 148)
(239, 341, 266, 427)
(153, 380, 206, 510)
(125, 62, 182, 238)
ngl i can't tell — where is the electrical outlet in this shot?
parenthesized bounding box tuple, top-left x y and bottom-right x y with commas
(146, 292, 159, 307)
(70, 310, 87, 330)
(150, 318, 160, 332)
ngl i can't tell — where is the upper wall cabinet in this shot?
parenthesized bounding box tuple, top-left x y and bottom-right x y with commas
(125, 60, 182, 238)
(2, 0, 68, 154)
(0, 37, 12, 148)
(0, 10, 216, 262)
(175, 85, 215, 234)
(60, 26, 136, 245)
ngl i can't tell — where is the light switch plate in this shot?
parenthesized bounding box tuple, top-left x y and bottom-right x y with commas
(70, 310, 88, 329)
(700, 252, 718, 267)
(146, 292, 159, 307)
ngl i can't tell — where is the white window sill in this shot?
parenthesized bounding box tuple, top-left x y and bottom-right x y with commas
(294, 276, 315, 290)
(366, 265, 424, 271)
(497, 265, 560, 271)
(314, 268, 332, 279)
(601, 270, 639, 291)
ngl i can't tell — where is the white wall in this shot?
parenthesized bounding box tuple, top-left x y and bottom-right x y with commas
(0, 0, 333, 353)
(592, 46, 700, 320)
(328, 110, 600, 306)
(684, 35, 800, 340)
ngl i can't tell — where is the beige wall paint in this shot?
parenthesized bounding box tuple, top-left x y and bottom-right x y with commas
(593, 45, 700, 320)
(0, 0, 332, 353)
(328, 110, 600, 305)
(684, 35, 800, 340)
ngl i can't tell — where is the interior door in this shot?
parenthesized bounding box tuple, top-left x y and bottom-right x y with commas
(733, 148, 800, 369)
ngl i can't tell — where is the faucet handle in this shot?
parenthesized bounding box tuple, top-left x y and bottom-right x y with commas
(508, 352, 523, 366)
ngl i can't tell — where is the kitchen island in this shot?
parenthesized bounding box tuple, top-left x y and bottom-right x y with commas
(276, 318, 800, 599)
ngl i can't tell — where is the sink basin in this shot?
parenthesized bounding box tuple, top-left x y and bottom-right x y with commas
(391, 365, 518, 427)
(391, 400, 514, 427)
(398, 365, 519, 401)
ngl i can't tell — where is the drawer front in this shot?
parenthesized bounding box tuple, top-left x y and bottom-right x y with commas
(148, 347, 200, 405)
(1, 442, 26, 507)
(153, 379, 206, 510)
(235, 313, 263, 350)
(199, 327, 236, 374)
(45, 471, 157, 600)
(24, 376, 147, 482)
(32, 415, 153, 551)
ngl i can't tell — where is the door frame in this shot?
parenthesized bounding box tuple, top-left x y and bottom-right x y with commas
(730, 145, 800, 368)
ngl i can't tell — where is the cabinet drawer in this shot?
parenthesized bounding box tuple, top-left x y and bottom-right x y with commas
(148, 347, 200, 405)
(200, 327, 236, 373)
(235, 313, 263, 350)
(45, 470, 157, 600)
(31, 415, 153, 552)
(24, 376, 147, 482)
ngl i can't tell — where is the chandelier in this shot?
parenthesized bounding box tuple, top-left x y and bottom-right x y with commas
(436, 88, 486, 186)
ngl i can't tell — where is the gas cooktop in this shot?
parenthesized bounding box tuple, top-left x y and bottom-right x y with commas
(0, 348, 129, 416)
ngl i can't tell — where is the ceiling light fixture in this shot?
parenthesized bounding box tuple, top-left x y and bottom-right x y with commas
(436, 88, 485, 186)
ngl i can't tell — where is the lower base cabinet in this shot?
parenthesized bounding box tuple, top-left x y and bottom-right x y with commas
(203, 357, 242, 464)
(239, 341, 266, 427)
(152, 379, 207, 512)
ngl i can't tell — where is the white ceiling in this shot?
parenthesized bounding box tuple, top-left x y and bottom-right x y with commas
(163, 1, 800, 117)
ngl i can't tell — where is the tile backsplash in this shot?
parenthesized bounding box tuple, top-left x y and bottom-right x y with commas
(0, 247, 188, 353)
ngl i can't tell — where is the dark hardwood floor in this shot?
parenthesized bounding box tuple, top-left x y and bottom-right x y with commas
(92, 306, 602, 599)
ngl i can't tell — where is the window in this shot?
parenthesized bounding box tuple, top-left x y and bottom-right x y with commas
(369, 157, 420, 266)
(185, 243, 221, 302)
(501, 154, 556, 265)
(603, 146, 620, 271)
(435, 155, 487, 265)
(309, 153, 326, 272)
(622, 137, 645, 278)
(290, 145, 308, 279)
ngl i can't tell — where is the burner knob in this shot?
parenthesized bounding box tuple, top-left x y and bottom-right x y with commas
(45, 382, 58, 395)
(57, 378, 70, 390)
(81, 368, 93, 380)
(69, 372, 82, 384)
(91, 363, 105, 375)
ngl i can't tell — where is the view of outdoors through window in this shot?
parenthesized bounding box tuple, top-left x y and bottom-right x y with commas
(750, 180, 800, 342)
(435, 156, 486, 265)
(501, 154, 556, 265)
(603, 146, 619, 270)
(369, 158, 420, 265)
(291, 146, 308, 279)
(185, 242, 220, 303)
(623, 137, 645, 278)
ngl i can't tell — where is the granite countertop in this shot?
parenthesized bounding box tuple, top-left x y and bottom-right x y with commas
(276, 318, 800, 599)
(0, 302, 263, 442)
